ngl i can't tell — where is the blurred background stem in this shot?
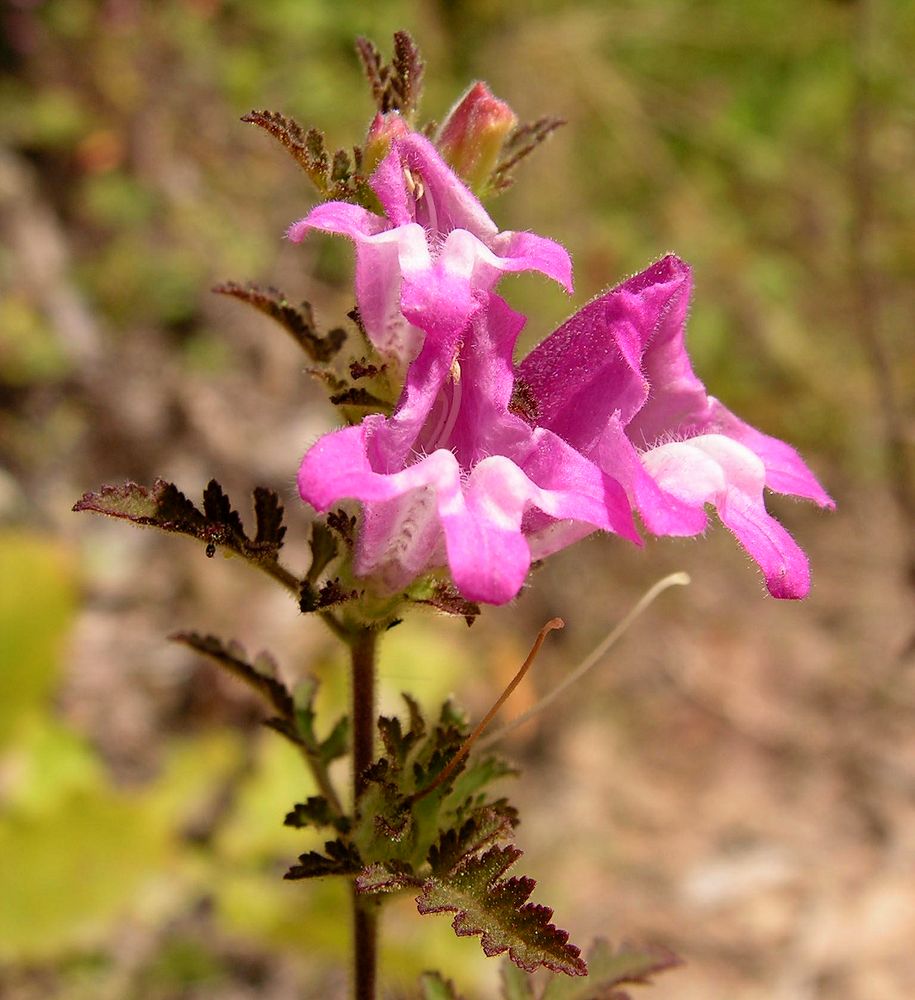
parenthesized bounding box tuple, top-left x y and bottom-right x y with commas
(848, 0, 915, 598)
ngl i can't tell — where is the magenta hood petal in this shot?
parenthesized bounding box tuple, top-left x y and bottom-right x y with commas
(287, 132, 572, 371)
(518, 254, 832, 598)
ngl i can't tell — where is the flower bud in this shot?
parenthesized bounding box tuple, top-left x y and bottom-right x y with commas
(436, 82, 518, 194)
(362, 111, 411, 174)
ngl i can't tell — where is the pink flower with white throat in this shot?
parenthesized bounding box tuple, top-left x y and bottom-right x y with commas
(287, 132, 571, 375)
(298, 290, 640, 605)
(518, 255, 835, 598)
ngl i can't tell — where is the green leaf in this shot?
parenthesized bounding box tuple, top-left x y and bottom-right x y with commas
(213, 282, 345, 362)
(306, 521, 339, 583)
(540, 939, 682, 999)
(416, 844, 586, 976)
(419, 971, 464, 1000)
(354, 861, 419, 896)
(0, 533, 76, 746)
(319, 714, 350, 765)
(500, 961, 536, 1000)
(292, 676, 349, 763)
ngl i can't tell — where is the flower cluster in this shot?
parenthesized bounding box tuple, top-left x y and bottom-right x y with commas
(291, 116, 833, 606)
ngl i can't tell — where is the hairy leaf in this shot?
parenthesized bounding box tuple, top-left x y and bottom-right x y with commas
(73, 479, 291, 576)
(213, 282, 345, 362)
(171, 632, 293, 718)
(285, 796, 349, 833)
(540, 940, 682, 1000)
(419, 971, 464, 1000)
(356, 31, 425, 118)
(252, 487, 286, 556)
(284, 838, 362, 879)
(355, 861, 420, 896)
(240, 110, 327, 185)
(306, 521, 339, 583)
(299, 578, 358, 614)
(500, 961, 536, 1000)
(416, 844, 586, 976)
(412, 581, 481, 625)
(491, 117, 566, 194)
(427, 805, 518, 875)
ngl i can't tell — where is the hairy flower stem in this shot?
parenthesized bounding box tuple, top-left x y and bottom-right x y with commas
(349, 627, 379, 1000)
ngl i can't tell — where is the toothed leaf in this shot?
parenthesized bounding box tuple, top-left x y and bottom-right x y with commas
(252, 487, 286, 555)
(171, 631, 293, 717)
(490, 117, 565, 194)
(416, 844, 586, 976)
(307, 520, 339, 582)
(285, 796, 349, 833)
(213, 282, 345, 362)
(73, 479, 289, 573)
(355, 30, 425, 118)
(355, 861, 420, 896)
(413, 581, 481, 625)
(284, 839, 361, 879)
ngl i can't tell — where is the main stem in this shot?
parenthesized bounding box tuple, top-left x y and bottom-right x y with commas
(350, 627, 378, 1000)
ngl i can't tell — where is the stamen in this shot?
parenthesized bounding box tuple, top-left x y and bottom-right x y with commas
(412, 617, 564, 803)
(477, 572, 691, 749)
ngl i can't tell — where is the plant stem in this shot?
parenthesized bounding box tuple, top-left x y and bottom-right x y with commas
(349, 627, 378, 1000)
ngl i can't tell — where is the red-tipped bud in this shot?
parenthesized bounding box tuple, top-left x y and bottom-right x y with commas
(362, 111, 411, 174)
(436, 82, 518, 194)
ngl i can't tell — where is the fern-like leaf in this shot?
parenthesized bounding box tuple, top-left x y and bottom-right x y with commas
(212, 282, 345, 362)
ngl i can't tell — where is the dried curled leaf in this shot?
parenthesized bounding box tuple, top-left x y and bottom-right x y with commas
(241, 111, 372, 203)
(490, 117, 566, 194)
(213, 282, 345, 362)
(412, 581, 481, 625)
(356, 30, 425, 118)
(171, 632, 293, 718)
(416, 844, 586, 976)
(284, 838, 362, 879)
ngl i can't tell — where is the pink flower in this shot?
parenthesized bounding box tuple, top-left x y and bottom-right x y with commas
(287, 132, 571, 374)
(299, 291, 639, 604)
(518, 255, 835, 598)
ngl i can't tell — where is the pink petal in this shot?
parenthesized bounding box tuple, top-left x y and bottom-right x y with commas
(519, 255, 692, 454)
(704, 399, 835, 507)
(377, 133, 501, 241)
(641, 434, 812, 598)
